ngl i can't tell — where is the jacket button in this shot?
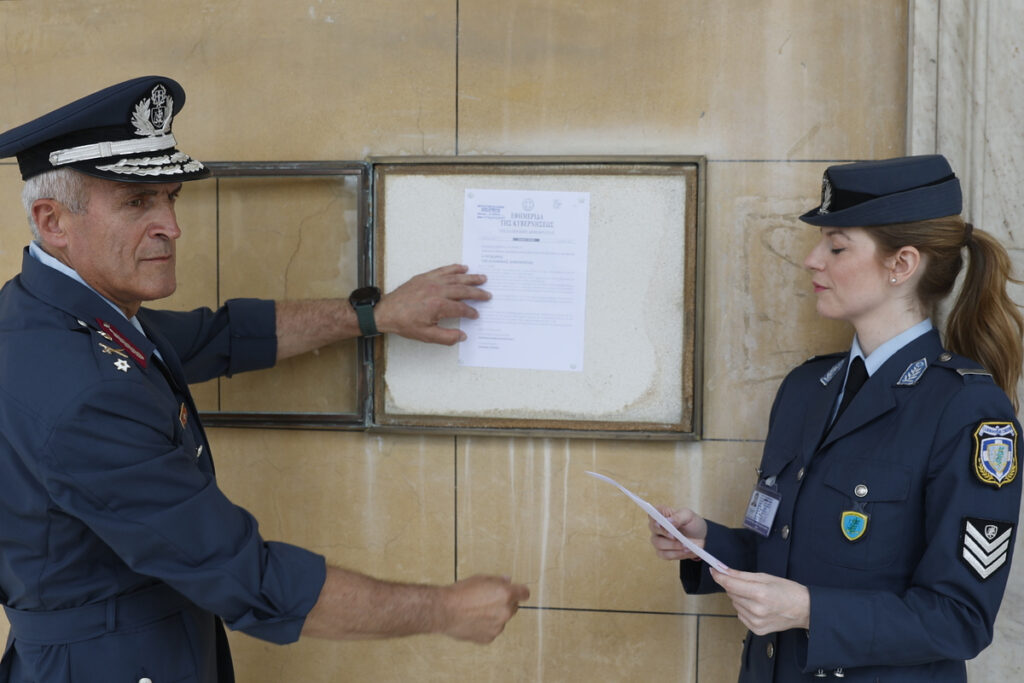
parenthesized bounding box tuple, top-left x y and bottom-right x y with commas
(139, 678, 153, 683)
(781, 525, 790, 540)
(766, 642, 775, 658)
(854, 484, 868, 498)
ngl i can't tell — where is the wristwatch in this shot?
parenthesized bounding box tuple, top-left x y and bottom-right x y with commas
(348, 286, 381, 337)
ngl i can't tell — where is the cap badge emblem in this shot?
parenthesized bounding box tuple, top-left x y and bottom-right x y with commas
(131, 84, 174, 138)
(819, 175, 833, 215)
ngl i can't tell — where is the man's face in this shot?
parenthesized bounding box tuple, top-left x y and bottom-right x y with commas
(60, 177, 183, 316)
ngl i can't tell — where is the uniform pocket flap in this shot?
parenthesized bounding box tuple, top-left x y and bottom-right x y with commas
(823, 459, 911, 502)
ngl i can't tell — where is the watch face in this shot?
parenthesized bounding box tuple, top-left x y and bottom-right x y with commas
(349, 286, 381, 307)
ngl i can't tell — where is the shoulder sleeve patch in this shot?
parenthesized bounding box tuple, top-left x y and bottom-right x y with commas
(960, 517, 1014, 580)
(973, 421, 1018, 488)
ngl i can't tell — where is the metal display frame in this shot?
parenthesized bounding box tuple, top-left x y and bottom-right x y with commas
(197, 157, 705, 439)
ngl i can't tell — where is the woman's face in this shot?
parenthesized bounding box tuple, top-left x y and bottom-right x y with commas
(803, 227, 893, 324)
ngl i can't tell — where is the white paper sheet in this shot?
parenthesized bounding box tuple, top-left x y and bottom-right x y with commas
(585, 471, 729, 572)
(460, 188, 590, 372)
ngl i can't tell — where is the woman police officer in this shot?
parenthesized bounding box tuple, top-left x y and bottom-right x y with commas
(650, 155, 1024, 681)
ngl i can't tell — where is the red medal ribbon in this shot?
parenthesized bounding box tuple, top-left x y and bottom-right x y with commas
(95, 318, 148, 368)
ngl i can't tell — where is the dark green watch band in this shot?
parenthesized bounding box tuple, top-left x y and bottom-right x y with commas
(354, 302, 379, 337)
(349, 286, 381, 337)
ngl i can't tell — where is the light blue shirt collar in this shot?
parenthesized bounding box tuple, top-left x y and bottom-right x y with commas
(850, 318, 934, 378)
(831, 319, 933, 424)
(28, 242, 153, 345)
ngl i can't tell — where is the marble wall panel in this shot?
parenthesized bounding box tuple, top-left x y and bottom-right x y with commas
(208, 429, 456, 583)
(216, 176, 361, 414)
(0, 165, 27, 280)
(456, 436, 761, 616)
(701, 161, 852, 441)
(0, 0, 458, 160)
(226, 608, 698, 683)
(457, 0, 907, 159)
(698, 615, 748, 682)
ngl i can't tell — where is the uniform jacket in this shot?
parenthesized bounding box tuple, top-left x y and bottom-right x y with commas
(0, 249, 327, 683)
(682, 329, 1022, 682)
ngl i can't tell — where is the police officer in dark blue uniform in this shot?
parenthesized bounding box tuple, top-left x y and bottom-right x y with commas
(650, 155, 1023, 681)
(0, 76, 528, 683)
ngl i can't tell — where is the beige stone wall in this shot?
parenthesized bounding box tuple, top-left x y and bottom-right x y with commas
(0, 1, 941, 681)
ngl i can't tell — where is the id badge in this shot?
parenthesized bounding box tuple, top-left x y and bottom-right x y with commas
(743, 480, 782, 537)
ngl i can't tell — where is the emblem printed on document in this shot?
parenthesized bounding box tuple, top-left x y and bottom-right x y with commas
(973, 421, 1017, 488)
(960, 517, 1014, 581)
(743, 482, 781, 537)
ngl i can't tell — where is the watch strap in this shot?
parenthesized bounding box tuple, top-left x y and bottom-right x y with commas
(354, 303, 379, 337)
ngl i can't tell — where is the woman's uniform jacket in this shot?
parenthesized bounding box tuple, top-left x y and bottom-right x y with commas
(683, 329, 1022, 682)
(0, 249, 327, 682)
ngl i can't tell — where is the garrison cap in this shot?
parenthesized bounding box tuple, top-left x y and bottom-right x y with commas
(0, 76, 209, 182)
(799, 155, 961, 227)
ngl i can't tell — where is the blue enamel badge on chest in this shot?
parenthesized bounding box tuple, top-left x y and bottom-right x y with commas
(841, 511, 869, 541)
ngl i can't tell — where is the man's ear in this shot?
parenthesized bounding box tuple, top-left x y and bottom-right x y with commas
(32, 199, 70, 248)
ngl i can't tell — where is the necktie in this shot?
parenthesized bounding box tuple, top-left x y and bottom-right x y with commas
(833, 356, 868, 424)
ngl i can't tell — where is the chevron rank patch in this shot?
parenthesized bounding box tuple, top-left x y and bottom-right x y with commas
(960, 517, 1014, 581)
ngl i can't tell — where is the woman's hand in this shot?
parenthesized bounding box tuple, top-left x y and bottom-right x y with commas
(648, 506, 708, 561)
(711, 568, 810, 635)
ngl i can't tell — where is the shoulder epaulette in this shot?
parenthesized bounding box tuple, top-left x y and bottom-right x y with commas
(932, 350, 993, 382)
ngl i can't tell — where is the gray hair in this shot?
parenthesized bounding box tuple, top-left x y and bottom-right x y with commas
(21, 168, 90, 240)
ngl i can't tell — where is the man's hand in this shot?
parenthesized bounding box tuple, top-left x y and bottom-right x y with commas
(374, 264, 491, 345)
(438, 575, 531, 644)
(711, 568, 810, 635)
(274, 264, 490, 360)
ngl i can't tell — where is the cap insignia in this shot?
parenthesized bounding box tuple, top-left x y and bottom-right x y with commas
(132, 84, 174, 138)
(819, 175, 833, 215)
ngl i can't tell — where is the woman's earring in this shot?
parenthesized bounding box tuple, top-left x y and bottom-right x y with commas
(890, 276, 898, 283)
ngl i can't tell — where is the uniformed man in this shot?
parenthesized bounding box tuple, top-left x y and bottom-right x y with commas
(0, 76, 529, 683)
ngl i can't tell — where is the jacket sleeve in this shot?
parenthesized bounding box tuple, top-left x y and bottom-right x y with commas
(39, 375, 326, 644)
(139, 298, 277, 383)
(805, 381, 1022, 669)
(680, 371, 797, 593)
